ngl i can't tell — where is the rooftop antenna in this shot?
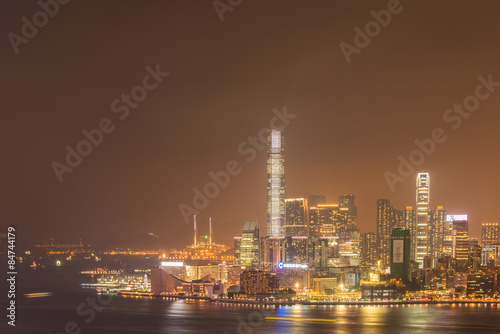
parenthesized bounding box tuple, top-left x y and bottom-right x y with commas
(209, 217, 212, 245)
(194, 215, 197, 247)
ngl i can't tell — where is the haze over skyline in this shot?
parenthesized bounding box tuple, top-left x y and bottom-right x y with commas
(2, 1, 500, 247)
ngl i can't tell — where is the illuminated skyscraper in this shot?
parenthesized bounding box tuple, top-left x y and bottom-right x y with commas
(234, 221, 260, 267)
(481, 222, 500, 246)
(449, 215, 469, 271)
(402, 206, 417, 262)
(429, 206, 447, 261)
(361, 232, 377, 266)
(376, 199, 404, 267)
(416, 172, 430, 268)
(284, 198, 309, 237)
(267, 129, 285, 237)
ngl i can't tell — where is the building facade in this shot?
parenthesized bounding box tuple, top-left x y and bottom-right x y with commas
(267, 129, 285, 237)
(416, 172, 430, 269)
(482, 223, 500, 246)
(284, 198, 309, 237)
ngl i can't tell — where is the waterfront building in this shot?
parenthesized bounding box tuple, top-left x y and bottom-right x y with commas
(466, 274, 495, 298)
(240, 270, 279, 295)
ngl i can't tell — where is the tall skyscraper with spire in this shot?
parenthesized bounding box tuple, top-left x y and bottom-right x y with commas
(267, 129, 285, 237)
(416, 172, 430, 268)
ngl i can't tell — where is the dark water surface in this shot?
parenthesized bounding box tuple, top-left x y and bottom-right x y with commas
(2, 269, 500, 334)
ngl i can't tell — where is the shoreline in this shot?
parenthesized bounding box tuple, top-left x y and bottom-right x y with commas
(117, 292, 500, 307)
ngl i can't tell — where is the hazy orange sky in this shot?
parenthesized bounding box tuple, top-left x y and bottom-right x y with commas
(2, 0, 500, 247)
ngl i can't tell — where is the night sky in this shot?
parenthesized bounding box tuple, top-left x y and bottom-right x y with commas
(2, 1, 500, 247)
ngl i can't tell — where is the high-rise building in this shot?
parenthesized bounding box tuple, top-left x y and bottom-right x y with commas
(260, 237, 285, 270)
(267, 129, 285, 237)
(309, 204, 338, 238)
(402, 207, 417, 263)
(338, 194, 357, 221)
(308, 194, 326, 207)
(361, 232, 377, 266)
(481, 223, 500, 246)
(449, 215, 469, 270)
(283, 236, 308, 264)
(234, 221, 260, 267)
(390, 227, 412, 282)
(376, 199, 404, 267)
(429, 206, 447, 261)
(468, 244, 482, 271)
(416, 172, 430, 268)
(284, 198, 309, 237)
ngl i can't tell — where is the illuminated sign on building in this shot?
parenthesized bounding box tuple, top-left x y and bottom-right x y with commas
(393, 240, 404, 263)
(278, 262, 307, 269)
(446, 215, 468, 222)
(161, 261, 184, 267)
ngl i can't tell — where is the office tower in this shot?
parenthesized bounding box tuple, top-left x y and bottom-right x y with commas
(449, 215, 469, 271)
(416, 172, 430, 268)
(361, 232, 377, 266)
(234, 221, 260, 267)
(267, 129, 285, 237)
(402, 207, 417, 263)
(338, 194, 357, 221)
(283, 236, 308, 264)
(309, 204, 337, 237)
(429, 206, 447, 261)
(468, 244, 482, 271)
(284, 198, 309, 237)
(481, 223, 500, 246)
(308, 194, 326, 207)
(376, 199, 404, 267)
(260, 237, 285, 270)
(442, 213, 456, 258)
(307, 237, 330, 269)
(390, 227, 412, 282)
